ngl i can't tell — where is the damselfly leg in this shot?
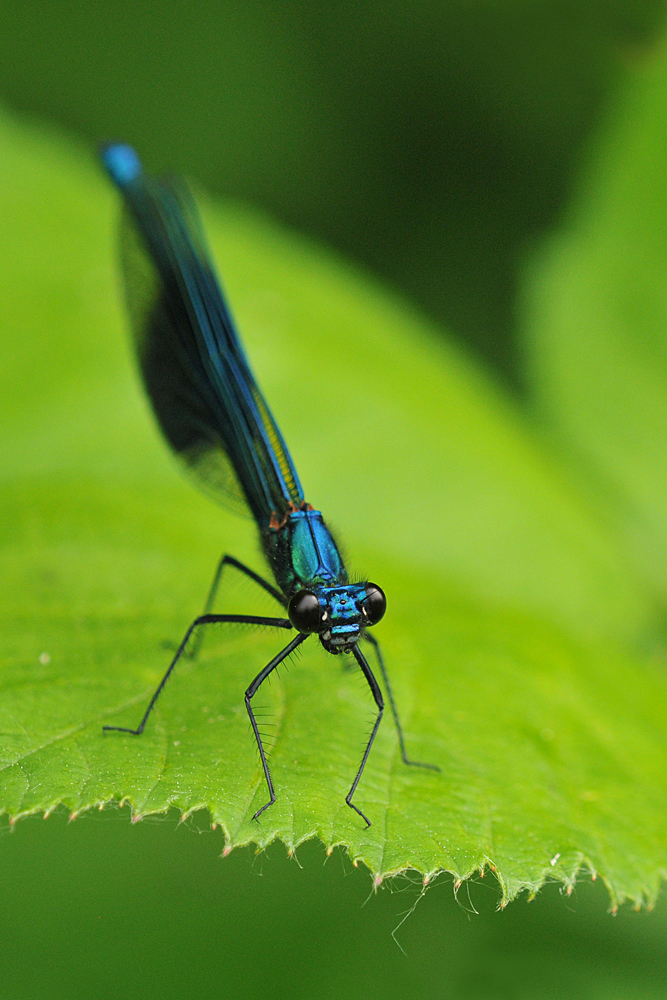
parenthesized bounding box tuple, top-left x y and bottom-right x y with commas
(364, 632, 440, 772)
(346, 644, 384, 827)
(245, 632, 309, 820)
(103, 612, 292, 736)
(188, 554, 286, 660)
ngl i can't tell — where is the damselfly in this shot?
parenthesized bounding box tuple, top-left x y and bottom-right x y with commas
(101, 145, 438, 827)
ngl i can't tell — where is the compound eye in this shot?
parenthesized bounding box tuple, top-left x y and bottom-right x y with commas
(363, 583, 386, 626)
(288, 590, 324, 634)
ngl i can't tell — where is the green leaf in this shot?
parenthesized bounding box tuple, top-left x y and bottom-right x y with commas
(522, 33, 667, 602)
(1, 106, 666, 906)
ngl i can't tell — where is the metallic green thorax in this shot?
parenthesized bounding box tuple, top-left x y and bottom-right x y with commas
(263, 509, 368, 652)
(263, 509, 347, 596)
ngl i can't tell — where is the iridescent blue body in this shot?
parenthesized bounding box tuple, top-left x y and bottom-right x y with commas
(263, 508, 369, 652)
(101, 143, 365, 652)
(100, 143, 437, 827)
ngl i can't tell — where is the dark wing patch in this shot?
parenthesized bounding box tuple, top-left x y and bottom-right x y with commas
(119, 206, 250, 518)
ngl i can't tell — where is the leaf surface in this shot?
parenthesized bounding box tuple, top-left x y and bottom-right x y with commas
(0, 108, 665, 904)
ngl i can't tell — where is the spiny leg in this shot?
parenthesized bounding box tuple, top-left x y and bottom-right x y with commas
(246, 632, 309, 821)
(365, 632, 439, 771)
(188, 555, 286, 660)
(346, 644, 385, 828)
(202, 554, 286, 615)
(103, 613, 292, 736)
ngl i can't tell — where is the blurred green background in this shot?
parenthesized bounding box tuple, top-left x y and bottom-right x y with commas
(1, 808, 667, 1000)
(2, 2, 667, 997)
(1, 0, 664, 385)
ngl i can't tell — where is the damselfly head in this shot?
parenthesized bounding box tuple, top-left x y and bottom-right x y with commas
(288, 583, 386, 653)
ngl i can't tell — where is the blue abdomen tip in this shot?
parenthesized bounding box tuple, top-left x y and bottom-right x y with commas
(101, 143, 142, 187)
